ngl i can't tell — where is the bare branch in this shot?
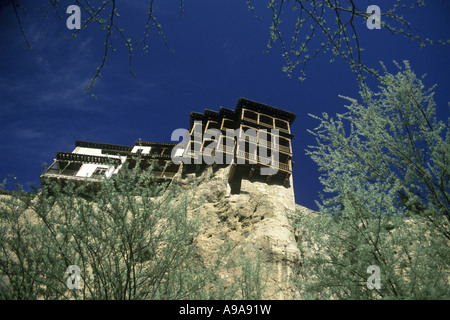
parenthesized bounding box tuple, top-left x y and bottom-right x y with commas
(11, 0, 31, 49)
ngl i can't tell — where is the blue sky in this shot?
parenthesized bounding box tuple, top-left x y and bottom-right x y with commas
(0, 1, 449, 210)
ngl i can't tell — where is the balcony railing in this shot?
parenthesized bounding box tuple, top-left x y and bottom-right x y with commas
(278, 144, 291, 154)
(45, 168, 78, 176)
(235, 150, 292, 173)
(152, 171, 177, 179)
(255, 141, 291, 155)
(241, 114, 290, 134)
(237, 136, 291, 156)
(241, 115, 258, 125)
(45, 168, 61, 175)
(203, 144, 235, 155)
(183, 150, 201, 159)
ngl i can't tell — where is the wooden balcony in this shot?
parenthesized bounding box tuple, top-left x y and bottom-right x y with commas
(44, 168, 78, 177)
(235, 150, 292, 173)
(240, 108, 291, 134)
(256, 140, 292, 155)
(152, 171, 177, 179)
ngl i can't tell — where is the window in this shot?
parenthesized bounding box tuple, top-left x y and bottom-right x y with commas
(60, 162, 82, 176)
(92, 167, 107, 178)
(242, 109, 258, 123)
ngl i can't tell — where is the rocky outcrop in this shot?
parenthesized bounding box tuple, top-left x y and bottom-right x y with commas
(172, 164, 303, 299)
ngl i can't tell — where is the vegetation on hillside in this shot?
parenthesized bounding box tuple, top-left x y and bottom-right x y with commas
(0, 161, 264, 300)
(291, 61, 449, 299)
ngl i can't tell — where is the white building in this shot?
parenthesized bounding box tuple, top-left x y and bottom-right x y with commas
(40, 140, 180, 187)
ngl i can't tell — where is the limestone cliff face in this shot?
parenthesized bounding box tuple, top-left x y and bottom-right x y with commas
(172, 164, 303, 299)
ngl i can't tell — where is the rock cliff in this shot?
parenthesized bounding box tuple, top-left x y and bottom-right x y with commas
(172, 164, 310, 299)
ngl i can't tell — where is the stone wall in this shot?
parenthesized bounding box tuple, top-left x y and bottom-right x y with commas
(172, 164, 302, 299)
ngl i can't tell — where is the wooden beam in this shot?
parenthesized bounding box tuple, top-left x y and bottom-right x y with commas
(228, 163, 237, 182)
(161, 160, 169, 175)
(61, 161, 71, 174)
(249, 166, 255, 179)
(283, 174, 290, 187)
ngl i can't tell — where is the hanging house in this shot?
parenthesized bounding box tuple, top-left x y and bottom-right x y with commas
(40, 140, 180, 187)
(40, 98, 296, 188)
(181, 98, 296, 186)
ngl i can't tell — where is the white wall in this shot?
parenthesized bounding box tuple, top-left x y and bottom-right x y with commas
(76, 163, 115, 178)
(72, 146, 127, 163)
(73, 147, 103, 156)
(68, 146, 130, 178)
(131, 146, 152, 155)
(174, 148, 184, 157)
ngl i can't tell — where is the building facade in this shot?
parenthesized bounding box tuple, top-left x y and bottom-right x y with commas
(40, 98, 296, 189)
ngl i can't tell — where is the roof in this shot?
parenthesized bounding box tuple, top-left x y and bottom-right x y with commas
(56, 152, 122, 166)
(189, 111, 205, 129)
(135, 141, 178, 147)
(188, 97, 297, 130)
(75, 140, 133, 152)
(235, 98, 297, 124)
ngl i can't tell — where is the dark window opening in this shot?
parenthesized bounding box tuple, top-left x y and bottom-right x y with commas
(92, 168, 107, 178)
(229, 178, 241, 194)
